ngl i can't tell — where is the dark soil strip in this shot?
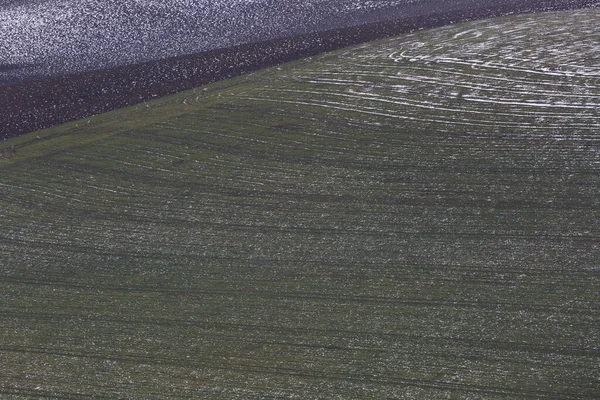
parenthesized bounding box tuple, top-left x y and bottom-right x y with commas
(0, 0, 596, 139)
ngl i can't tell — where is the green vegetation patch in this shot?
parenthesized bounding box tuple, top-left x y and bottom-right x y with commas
(1, 9, 599, 399)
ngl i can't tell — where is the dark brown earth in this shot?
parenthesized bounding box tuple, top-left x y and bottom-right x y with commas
(1, 0, 597, 139)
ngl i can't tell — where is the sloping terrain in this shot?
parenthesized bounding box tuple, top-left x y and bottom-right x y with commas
(1, 9, 599, 399)
(2, 0, 592, 82)
(1, 0, 597, 138)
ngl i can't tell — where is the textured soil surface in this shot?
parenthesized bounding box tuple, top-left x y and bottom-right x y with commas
(1, 9, 598, 398)
(1, 0, 597, 139)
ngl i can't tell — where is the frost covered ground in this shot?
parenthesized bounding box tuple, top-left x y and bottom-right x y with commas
(1, 0, 598, 138)
(3, 0, 593, 82)
(1, 8, 599, 400)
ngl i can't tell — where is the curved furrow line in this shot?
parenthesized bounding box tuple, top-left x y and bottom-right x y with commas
(1, 8, 599, 400)
(258, 87, 600, 130)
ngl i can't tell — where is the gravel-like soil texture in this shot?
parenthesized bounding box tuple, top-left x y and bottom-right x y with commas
(0, 0, 597, 139)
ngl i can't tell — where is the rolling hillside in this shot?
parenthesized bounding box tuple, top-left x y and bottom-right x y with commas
(1, 8, 599, 399)
(2, 0, 597, 138)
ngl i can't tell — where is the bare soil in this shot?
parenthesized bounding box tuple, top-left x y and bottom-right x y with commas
(0, 0, 596, 139)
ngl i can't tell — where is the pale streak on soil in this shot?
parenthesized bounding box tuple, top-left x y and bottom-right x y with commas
(236, 9, 599, 135)
(0, 8, 599, 400)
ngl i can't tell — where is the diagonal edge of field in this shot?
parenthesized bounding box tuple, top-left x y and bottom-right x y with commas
(1, 0, 598, 140)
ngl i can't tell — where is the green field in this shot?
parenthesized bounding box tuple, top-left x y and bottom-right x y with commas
(1, 9, 599, 399)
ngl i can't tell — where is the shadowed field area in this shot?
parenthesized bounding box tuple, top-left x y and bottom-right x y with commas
(1, 0, 597, 139)
(1, 9, 599, 399)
